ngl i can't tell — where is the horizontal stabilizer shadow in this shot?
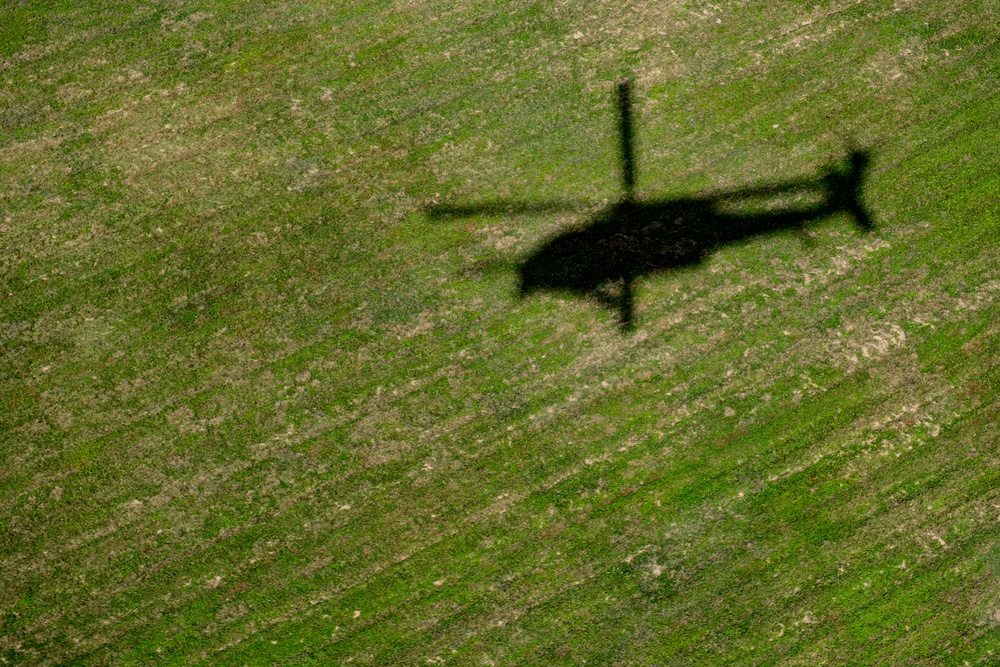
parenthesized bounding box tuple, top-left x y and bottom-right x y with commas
(519, 150, 873, 330)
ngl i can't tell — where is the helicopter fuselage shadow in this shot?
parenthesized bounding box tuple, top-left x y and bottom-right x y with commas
(518, 151, 872, 329)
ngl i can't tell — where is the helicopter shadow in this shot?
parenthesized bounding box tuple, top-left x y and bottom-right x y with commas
(426, 80, 874, 331)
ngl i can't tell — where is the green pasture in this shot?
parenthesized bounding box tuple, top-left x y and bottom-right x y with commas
(1, 0, 999, 664)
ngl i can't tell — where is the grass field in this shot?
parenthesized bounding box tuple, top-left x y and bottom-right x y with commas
(2, 0, 999, 664)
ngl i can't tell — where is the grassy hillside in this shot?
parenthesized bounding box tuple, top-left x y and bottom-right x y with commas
(2, 0, 999, 664)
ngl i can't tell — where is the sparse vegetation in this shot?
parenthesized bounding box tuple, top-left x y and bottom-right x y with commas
(1, 0, 999, 664)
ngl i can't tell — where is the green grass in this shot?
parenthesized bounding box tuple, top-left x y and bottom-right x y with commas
(2, 0, 999, 664)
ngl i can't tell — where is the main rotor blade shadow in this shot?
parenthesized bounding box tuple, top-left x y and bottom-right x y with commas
(425, 199, 594, 219)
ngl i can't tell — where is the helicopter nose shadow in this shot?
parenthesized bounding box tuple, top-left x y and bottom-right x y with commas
(517, 151, 874, 331)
